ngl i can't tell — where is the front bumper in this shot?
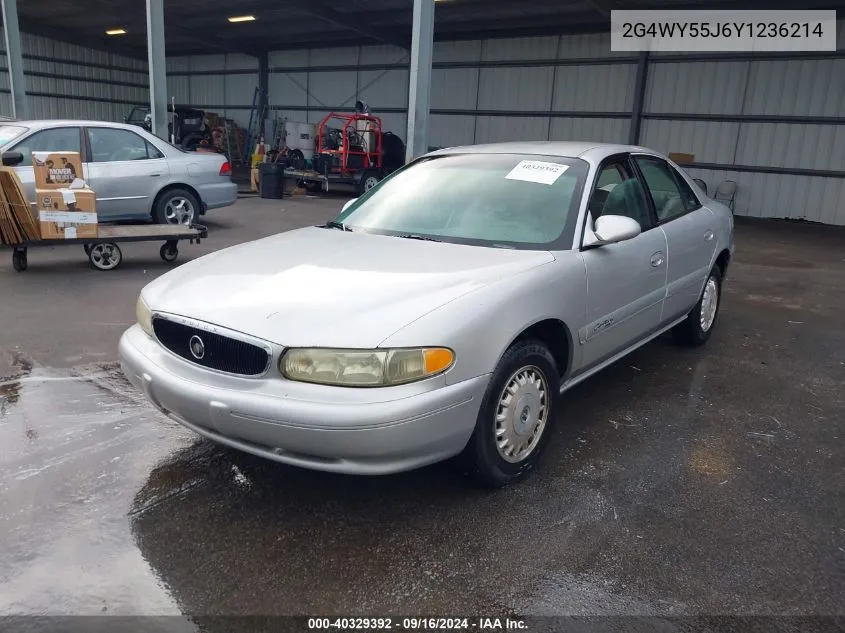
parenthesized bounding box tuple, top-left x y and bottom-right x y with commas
(119, 325, 488, 475)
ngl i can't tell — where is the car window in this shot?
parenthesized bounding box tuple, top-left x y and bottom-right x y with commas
(9, 127, 81, 167)
(589, 161, 653, 231)
(0, 125, 28, 147)
(87, 128, 157, 163)
(334, 153, 589, 250)
(634, 156, 699, 222)
(147, 141, 164, 159)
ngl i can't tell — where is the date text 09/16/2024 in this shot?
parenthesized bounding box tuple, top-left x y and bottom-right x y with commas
(307, 617, 528, 630)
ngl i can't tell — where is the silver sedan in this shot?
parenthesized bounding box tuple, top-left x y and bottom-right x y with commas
(0, 120, 236, 224)
(119, 142, 734, 486)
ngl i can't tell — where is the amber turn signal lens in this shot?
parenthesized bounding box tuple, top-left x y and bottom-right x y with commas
(424, 348, 454, 374)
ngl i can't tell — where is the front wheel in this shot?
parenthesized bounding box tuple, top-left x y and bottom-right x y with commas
(672, 265, 723, 346)
(88, 243, 122, 271)
(358, 171, 380, 195)
(460, 339, 560, 488)
(160, 242, 179, 263)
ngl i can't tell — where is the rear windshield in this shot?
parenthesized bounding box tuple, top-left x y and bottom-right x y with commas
(334, 153, 588, 250)
(0, 125, 28, 147)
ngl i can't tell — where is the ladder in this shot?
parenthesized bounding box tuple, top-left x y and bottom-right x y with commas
(244, 87, 267, 163)
(224, 121, 244, 167)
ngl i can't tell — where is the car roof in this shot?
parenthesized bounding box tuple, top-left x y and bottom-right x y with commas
(7, 119, 141, 131)
(427, 141, 662, 163)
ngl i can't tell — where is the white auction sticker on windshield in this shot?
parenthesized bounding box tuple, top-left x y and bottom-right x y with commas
(505, 160, 569, 185)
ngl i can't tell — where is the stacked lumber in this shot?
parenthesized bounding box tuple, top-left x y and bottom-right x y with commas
(0, 168, 39, 245)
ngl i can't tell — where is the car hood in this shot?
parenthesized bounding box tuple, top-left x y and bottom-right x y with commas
(143, 227, 554, 348)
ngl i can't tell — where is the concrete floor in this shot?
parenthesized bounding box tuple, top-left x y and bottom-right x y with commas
(1, 197, 843, 626)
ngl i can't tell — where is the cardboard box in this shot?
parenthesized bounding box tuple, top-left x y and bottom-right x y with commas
(32, 151, 85, 189)
(36, 188, 98, 240)
(668, 152, 695, 165)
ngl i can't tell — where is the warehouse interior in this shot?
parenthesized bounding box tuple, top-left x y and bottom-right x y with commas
(1, 0, 844, 223)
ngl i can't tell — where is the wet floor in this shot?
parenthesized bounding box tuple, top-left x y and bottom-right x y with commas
(1, 200, 844, 627)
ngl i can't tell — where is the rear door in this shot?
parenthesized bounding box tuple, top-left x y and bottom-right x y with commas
(83, 126, 170, 221)
(632, 154, 717, 323)
(5, 126, 83, 208)
(578, 154, 668, 370)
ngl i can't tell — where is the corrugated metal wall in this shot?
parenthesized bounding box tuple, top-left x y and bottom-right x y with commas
(168, 24, 845, 224)
(166, 53, 259, 129)
(0, 31, 148, 121)
(642, 32, 845, 224)
(167, 32, 636, 152)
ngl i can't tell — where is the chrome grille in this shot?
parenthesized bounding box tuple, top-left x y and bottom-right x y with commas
(152, 317, 269, 376)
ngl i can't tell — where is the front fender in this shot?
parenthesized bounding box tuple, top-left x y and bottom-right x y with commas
(379, 254, 587, 386)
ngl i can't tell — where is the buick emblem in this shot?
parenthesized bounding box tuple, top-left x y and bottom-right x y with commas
(189, 335, 205, 360)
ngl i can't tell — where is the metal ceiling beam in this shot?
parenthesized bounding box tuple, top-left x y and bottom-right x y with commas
(273, 0, 410, 49)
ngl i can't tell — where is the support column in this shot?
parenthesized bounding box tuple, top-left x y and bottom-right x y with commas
(405, 0, 434, 162)
(146, 0, 168, 140)
(628, 51, 649, 145)
(1, 0, 27, 119)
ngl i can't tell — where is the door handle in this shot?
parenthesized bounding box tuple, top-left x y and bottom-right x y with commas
(150, 173, 161, 177)
(650, 251, 665, 267)
(704, 230, 714, 241)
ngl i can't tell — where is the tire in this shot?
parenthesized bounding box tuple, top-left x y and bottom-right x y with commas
(288, 149, 306, 171)
(83, 244, 92, 256)
(461, 339, 560, 488)
(12, 250, 27, 272)
(88, 243, 122, 271)
(154, 188, 200, 226)
(160, 242, 179, 263)
(672, 265, 723, 346)
(358, 171, 380, 195)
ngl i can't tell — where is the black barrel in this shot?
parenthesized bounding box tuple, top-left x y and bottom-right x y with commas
(259, 162, 284, 199)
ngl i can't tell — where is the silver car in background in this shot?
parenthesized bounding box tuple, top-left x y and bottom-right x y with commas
(120, 142, 734, 487)
(0, 120, 236, 224)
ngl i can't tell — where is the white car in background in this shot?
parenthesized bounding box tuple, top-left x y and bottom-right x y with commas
(0, 120, 236, 225)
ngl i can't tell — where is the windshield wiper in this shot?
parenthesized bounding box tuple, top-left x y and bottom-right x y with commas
(321, 221, 353, 231)
(394, 233, 442, 242)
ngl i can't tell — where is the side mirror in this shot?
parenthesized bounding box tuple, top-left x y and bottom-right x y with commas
(584, 215, 641, 247)
(1, 151, 23, 167)
(341, 198, 358, 213)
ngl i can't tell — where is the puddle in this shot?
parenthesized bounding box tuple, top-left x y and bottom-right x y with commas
(0, 359, 194, 616)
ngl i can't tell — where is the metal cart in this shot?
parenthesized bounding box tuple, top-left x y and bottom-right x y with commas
(4, 223, 208, 272)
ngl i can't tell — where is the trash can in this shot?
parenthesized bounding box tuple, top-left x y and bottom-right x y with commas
(259, 162, 284, 199)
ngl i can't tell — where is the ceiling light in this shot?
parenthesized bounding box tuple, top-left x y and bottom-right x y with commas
(228, 15, 256, 23)
(105, 28, 127, 36)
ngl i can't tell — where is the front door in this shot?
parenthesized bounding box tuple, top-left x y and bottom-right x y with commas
(632, 155, 718, 323)
(5, 126, 83, 208)
(579, 155, 668, 370)
(84, 126, 169, 221)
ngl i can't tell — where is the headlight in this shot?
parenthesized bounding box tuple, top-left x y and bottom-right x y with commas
(280, 347, 455, 387)
(136, 295, 153, 335)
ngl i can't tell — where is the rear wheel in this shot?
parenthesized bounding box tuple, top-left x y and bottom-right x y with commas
(461, 339, 559, 487)
(672, 265, 723, 346)
(154, 188, 199, 226)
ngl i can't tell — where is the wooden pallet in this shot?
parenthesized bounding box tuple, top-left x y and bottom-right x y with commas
(0, 169, 40, 244)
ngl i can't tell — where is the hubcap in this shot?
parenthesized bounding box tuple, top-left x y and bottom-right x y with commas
(494, 366, 549, 463)
(364, 177, 379, 191)
(164, 197, 195, 225)
(90, 244, 118, 269)
(700, 276, 719, 332)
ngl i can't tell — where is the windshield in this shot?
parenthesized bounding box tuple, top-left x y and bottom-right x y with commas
(0, 125, 28, 147)
(334, 153, 588, 249)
